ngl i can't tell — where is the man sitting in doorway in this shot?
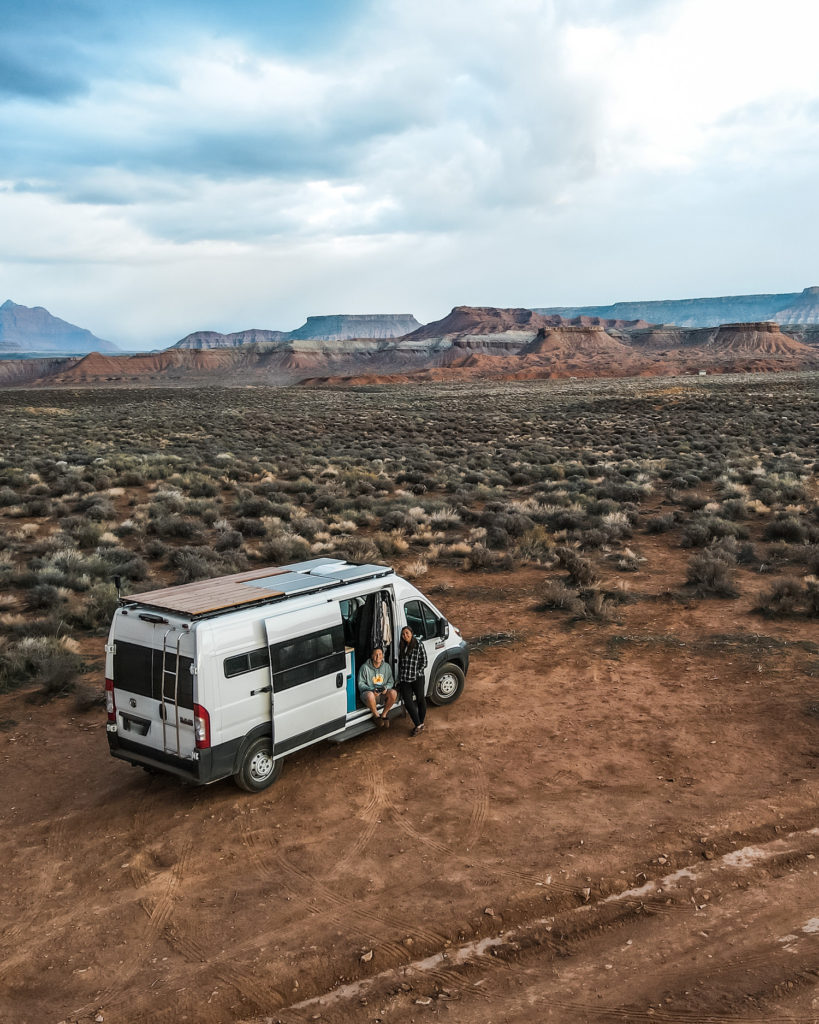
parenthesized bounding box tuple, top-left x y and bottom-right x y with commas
(357, 647, 398, 727)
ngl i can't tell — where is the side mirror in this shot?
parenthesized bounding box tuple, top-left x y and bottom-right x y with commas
(438, 618, 450, 640)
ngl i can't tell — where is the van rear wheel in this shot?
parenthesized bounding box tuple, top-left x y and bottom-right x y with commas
(429, 663, 465, 706)
(234, 737, 283, 792)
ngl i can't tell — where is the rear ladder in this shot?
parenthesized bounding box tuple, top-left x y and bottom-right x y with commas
(161, 628, 183, 756)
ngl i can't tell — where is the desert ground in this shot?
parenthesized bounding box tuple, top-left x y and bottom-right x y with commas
(0, 374, 817, 1024)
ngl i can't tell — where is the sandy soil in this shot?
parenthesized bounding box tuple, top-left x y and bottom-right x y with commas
(2, 536, 819, 1024)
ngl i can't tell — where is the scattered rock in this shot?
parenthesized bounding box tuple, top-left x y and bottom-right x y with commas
(402, 937, 414, 947)
(415, 996, 432, 1005)
(484, 907, 495, 916)
(360, 949, 374, 963)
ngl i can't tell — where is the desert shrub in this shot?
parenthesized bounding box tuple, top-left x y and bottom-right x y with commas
(579, 591, 619, 622)
(754, 578, 805, 617)
(404, 558, 429, 579)
(166, 546, 248, 584)
(679, 492, 710, 511)
(24, 497, 52, 517)
(429, 506, 461, 528)
(486, 525, 509, 549)
(25, 583, 65, 611)
(235, 494, 275, 518)
(713, 536, 758, 566)
(804, 576, 819, 616)
(554, 547, 598, 586)
(615, 548, 644, 572)
(71, 520, 104, 548)
(332, 536, 381, 564)
(143, 539, 168, 559)
(680, 515, 747, 548)
(685, 548, 739, 597)
(292, 516, 325, 541)
(763, 516, 808, 544)
(214, 529, 243, 551)
(235, 517, 267, 537)
(184, 474, 220, 498)
(147, 513, 200, 540)
(720, 498, 748, 521)
(373, 532, 409, 557)
(0, 636, 83, 697)
(463, 544, 516, 572)
(0, 486, 20, 506)
(515, 525, 554, 562)
(89, 546, 148, 581)
(70, 582, 119, 631)
(260, 535, 311, 564)
(535, 579, 585, 615)
(576, 527, 607, 549)
(644, 513, 676, 534)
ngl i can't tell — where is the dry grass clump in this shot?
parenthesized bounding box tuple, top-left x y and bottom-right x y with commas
(685, 548, 739, 598)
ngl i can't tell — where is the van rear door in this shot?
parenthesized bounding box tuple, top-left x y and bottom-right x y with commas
(111, 623, 197, 761)
(265, 604, 348, 756)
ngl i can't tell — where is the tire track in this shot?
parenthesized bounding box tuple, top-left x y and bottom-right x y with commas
(239, 811, 445, 957)
(70, 839, 193, 1019)
(331, 756, 385, 872)
(0, 813, 71, 962)
(275, 824, 819, 1022)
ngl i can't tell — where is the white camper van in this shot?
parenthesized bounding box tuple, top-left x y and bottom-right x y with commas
(105, 558, 468, 792)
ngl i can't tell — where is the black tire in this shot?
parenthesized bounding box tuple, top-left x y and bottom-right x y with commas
(428, 662, 465, 706)
(233, 737, 283, 793)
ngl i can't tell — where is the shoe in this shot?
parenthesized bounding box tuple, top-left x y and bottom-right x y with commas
(383, 716, 390, 728)
(410, 725, 419, 737)
(416, 722, 425, 734)
(376, 715, 385, 727)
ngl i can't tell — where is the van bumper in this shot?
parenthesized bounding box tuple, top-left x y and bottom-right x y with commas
(109, 733, 208, 784)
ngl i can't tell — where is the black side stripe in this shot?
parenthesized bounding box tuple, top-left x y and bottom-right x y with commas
(273, 716, 346, 755)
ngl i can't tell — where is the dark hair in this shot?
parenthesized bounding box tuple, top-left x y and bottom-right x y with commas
(399, 630, 417, 653)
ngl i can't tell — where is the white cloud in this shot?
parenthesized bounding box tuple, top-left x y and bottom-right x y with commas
(2, 0, 819, 347)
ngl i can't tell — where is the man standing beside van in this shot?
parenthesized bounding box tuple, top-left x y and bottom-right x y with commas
(358, 647, 398, 726)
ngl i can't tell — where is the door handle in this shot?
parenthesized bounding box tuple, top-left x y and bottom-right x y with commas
(251, 685, 272, 696)
(336, 673, 344, 688)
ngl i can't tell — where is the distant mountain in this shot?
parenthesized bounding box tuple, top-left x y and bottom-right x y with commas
(0, 300, 119, 353)
(175, 329, 289, 350)
(534, 287, 819, 328)
(288, 314, 421, 341)
(3, 307, 816, 388)
(171, 313, 421, 349)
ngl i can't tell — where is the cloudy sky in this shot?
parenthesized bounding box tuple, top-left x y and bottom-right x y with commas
(2, 0, 818, 349)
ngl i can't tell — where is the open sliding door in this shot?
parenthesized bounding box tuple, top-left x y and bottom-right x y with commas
(265, 604, 348, 757)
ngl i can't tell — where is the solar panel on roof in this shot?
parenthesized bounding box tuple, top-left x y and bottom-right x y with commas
(241, 572, 338, 595)
(310, 563, 392, 582)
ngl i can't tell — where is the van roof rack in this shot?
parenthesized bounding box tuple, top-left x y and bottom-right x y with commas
(119, 559, 395, 620)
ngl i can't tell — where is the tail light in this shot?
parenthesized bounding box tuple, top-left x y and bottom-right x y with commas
(105, 678, 116, 723)
(193, 704, 211, 749)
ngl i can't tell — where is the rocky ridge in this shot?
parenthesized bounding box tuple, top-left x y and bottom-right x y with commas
(0, 300, 118, 353)
(535, 286, 819, 328)
(174, 313, 421, 349)
(3, 306, 817, 388)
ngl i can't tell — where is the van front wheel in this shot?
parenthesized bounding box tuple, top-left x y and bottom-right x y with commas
(429, 663, 465, 706)
(234, 737, 283, 792)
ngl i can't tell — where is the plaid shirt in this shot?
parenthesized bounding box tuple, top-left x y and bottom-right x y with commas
(398, 638, 427, 683)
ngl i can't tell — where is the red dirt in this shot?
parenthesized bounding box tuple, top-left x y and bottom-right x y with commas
(3, 534, 819, 1023)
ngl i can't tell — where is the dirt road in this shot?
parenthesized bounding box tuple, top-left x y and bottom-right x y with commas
(2, 553, 819, 1023)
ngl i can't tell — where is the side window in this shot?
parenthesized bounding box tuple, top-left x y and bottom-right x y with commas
(270, 624, 346, 692)
(224, 647, 270, 679)
(420, 604, 439, 639)
(404, 601, 438, 640)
